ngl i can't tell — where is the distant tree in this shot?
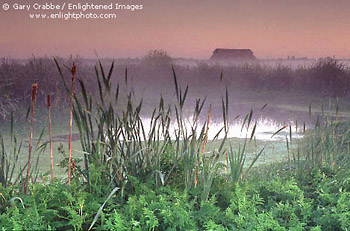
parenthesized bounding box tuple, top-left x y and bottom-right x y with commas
(142, 49, 172, 66)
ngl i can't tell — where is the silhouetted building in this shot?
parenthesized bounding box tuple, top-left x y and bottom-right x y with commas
(210, 49, 257, 61)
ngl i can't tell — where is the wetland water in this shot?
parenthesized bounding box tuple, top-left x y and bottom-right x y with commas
(2, 80, 349, 176)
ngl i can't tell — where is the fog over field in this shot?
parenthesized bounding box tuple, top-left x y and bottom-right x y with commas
(2, 53, 350, 138)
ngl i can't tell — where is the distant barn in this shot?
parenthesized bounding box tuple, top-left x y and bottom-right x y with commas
(210, 49, 257, 61)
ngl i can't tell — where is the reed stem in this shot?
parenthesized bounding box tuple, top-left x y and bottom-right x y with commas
(48, 95, 54, 180)
(68, 62, 76, 185)
(25, 83, 37, 193)
(201, 105, 212, 155)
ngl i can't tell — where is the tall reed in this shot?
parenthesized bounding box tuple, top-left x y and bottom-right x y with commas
(300, 104, 350, 172)
(25, 83, 37, 193)
(0, 112, 24, 188)
(68, 62, 76, 185)
(48, 94, 54, 180)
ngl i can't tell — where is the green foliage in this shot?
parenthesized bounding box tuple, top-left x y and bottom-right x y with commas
(2, 167, 350, 230)
(104, 210, 128, 231)
(0, 180, 104, 230)
(336, 192, 350, 230)
(101, 185, 197, 231)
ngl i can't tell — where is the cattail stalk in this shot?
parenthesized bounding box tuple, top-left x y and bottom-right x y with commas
(48, 95, 54, 180)
(68, 62, 76, 185)
(25, 83, 37, 193)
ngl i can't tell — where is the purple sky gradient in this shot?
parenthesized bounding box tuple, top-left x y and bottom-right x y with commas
(1, 0, 350, 59)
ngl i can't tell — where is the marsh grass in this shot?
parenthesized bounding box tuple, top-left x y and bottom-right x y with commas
(298, 118, 350, 171)
(0, 113, 47, 193)
(1, 58, 349, 206)
(53, 59, 235, 201)
(0, 113, 24, 187)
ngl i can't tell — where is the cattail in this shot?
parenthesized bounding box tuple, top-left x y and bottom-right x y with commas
(71, 62, 76, 76)
(32, 83, 38, 102)
(68, 62, 76, 185)
(48, 95, 54, 180)
(72, 159, 76, 176)
(25, 83, 37, 193)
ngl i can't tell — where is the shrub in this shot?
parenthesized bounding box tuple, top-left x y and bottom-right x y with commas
(142, 49, 173, 67)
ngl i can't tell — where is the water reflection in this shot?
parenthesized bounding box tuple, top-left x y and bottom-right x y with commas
(140, 117, 305, 141)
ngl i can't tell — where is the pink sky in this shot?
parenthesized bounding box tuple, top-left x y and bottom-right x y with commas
(1, 0, 350, 59)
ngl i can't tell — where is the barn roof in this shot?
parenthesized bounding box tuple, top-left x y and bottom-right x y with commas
(210, 48, 256, 60)
(213, 48, 253, 53)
